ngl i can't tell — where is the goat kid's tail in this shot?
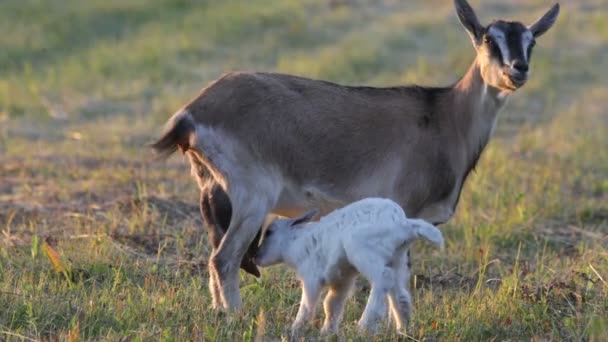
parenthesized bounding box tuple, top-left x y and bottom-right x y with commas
(407, 219, 445, 249)
(149, 109, 195, 159)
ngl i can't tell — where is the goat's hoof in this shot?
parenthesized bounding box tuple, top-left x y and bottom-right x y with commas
(212, 298, 242, 313)
(357, 322, 378, 336)
(211, 304, 226, 313)
(319, 326, 337, 336)
(210, 298, 228, 313)
(289, 329, 301, 340)
(290, 324, 305, 339)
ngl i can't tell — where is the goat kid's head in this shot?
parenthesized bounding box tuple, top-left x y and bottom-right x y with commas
(254, 210, 318, 267)
(455, 0, 559, 91)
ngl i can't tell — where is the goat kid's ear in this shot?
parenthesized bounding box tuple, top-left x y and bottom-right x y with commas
(454, 0, 484, 45)
(529, 3, 560, 38)
(291, 209, 319, 227)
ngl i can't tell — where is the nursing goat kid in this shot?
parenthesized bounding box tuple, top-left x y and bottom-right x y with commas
(254, 198, 444, 334)
(151, 0, 560, 311)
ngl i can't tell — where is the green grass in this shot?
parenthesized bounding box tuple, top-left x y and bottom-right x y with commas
(1, 0, 607, 340)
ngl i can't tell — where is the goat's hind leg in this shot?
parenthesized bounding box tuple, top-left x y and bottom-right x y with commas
(207, 168, 278, 310)
(207, 262, 222, 310)
(190, 130, 277, 311)
(190, 154, 224, 309)
(210, 186, 273, 311)
(200, 183, 261, 278)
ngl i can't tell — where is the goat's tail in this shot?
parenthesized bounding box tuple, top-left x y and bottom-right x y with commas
(149, 109, 196, 159)
(407, 219, 445, 249)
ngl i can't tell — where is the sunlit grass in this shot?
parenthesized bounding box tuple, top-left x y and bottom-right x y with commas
(1, 0, 607, 340)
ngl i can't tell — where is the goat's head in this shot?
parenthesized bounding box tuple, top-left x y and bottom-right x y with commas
(254, 210, 317, 267)
(455, 0, 560, 91)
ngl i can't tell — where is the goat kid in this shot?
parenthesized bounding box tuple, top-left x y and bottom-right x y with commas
(255, 198, 444, 335)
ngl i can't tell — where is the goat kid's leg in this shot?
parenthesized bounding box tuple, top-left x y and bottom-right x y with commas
(388, 249, 413, 331)
(346, 249, 394, 333)
(321, 276, 356, 335)
(358, 282, 391, 334)
(388, 287, 412, 332)
(292, 279, 322, 334)
(356, 265, 394, 334)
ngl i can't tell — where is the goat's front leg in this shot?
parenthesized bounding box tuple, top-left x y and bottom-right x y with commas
(292, 278, 322, 333)
(321, 275, 356, 335)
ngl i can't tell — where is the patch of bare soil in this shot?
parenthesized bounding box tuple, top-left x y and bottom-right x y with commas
(112, 196, 201, 229)
(517, 278, 584, 306)
(414, 271, 477, 291)
(2, 192, 203, 254)
(534, 219, 608, 257)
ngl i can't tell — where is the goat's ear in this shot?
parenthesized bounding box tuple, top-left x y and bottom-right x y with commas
(291, 209, 318, 227)
(529, 3, 560, 38)
(454, 0, 484, 44)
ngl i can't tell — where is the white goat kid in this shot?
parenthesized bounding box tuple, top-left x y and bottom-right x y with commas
(254, 198, 444, 335)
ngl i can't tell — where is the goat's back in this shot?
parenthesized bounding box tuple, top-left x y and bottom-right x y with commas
(182, 73, 457, 217)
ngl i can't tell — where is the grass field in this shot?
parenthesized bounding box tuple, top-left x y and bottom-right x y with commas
(1, 0, 607, 340)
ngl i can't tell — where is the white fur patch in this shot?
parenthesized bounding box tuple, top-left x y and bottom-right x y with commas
(189, 124, 284, 222)
(521, 30, 534, 61)
(488, 26, 509, 65)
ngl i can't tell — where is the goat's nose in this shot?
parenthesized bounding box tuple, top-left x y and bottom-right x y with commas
(512, 60, 529, 73)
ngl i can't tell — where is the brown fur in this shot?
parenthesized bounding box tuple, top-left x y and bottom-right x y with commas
(180, 64, 488, 220)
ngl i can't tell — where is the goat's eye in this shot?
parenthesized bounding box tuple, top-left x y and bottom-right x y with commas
(265, 230, 273, 237)
(483, 36, 494, 46)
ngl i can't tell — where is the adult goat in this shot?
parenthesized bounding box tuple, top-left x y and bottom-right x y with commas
(151, 0, 560, 311)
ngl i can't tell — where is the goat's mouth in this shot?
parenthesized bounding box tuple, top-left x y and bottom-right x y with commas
(503, 71, 528, 89)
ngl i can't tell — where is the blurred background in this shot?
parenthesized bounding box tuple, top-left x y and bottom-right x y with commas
(1, 0, 607, 340)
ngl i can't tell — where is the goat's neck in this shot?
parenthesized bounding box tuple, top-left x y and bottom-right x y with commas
(449, 58, 511, 168)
